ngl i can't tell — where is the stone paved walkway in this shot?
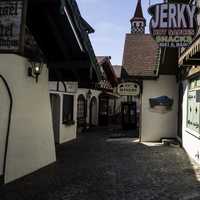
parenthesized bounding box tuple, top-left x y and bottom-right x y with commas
(1, 128, 200, 200)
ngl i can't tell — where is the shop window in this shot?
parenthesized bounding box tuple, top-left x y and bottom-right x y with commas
(77, 95, 86, 126)
(62, 95, 74, 125)
(187, 78, 200, 133)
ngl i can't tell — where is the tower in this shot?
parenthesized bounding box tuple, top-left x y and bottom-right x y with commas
(130, 0, 146, 34)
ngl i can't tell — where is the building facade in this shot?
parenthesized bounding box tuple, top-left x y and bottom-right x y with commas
(122, 0, 179, 141)
(0, 0, 102, 185)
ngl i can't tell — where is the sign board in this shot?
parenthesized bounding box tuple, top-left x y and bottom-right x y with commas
(117, 82, 140, 96)
(0, 1, 25, 52)
(65, 82, 78, 93)
(148, 3, 198, 48)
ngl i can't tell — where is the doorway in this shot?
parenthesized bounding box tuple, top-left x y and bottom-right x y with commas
(90, 97, 98, 127)
(121, 102, 137, 130)
(99, 95, 109, 126)
(77, 95, 87, 134)
(50, 94, 60, 144)
(177, 83, 183, 141)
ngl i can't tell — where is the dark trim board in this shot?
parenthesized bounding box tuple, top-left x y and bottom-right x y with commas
(0, 175, 4, 186)
(186, 130, 200, 140)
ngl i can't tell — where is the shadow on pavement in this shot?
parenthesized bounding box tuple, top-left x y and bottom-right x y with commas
(0, 130, 200, 200)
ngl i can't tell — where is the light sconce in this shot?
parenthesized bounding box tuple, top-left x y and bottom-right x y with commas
(86, 89, 92, 100)
(28, 59, 44, 83)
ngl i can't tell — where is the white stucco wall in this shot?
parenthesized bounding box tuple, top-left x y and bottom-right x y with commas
(50, 91, 77, 144)
(182, 80, 200, 164)
(49, 82, 101, 144)
(141, 75, 178, 142)
(0, 54, 56, 183)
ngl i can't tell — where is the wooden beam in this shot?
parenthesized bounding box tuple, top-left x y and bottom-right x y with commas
(48, 60, 91, 69)
(44, 9, 70, 60)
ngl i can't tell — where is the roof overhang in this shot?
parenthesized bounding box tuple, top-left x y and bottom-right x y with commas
(179, 35, 200, 67)
(26, 0, 101, 82)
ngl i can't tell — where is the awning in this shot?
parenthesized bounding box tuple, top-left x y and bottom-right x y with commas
(26, 0, 102, 82)
(179, 35, 200, 66)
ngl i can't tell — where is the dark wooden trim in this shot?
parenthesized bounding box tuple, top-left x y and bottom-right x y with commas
(0, 75, 13, 182)
(56, 82, 59, 91)
(20, 0, 28, 55)
(61, 82, 67, 92)
(48, 60, 91, 69)
(44, 10, 70, 60)
(0, 175, 3, 186)
(186, 130, 200, 140)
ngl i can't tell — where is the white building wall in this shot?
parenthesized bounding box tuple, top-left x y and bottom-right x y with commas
(0, 54, 56, 183)
(182, 80, 200, 164)
(141, 75, 178, 142)
(49, 82, 101, 144)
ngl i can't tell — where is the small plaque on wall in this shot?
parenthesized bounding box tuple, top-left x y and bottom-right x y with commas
(0, 1, 26, 52)
(196, 90, 200, 102)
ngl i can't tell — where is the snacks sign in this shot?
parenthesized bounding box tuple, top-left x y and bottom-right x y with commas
(148, 3, 198, 48)
(117, 82, 140, 96)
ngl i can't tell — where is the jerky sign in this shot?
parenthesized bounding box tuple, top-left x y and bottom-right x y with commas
(148, 3, 198, 48)
(0, 1, 25, 52)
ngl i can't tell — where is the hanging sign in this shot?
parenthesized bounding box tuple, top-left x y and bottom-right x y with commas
(117, 82, 140, 96)
(148, 3, 198, 48)
(0, 1, 25, 52)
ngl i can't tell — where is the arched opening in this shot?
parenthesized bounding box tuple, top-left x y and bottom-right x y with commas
(77, 94, 87, 133)
(99, 94, 109, 126)
(90, 97, 98, 127)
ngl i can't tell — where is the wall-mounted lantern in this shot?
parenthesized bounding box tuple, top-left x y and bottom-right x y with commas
(28, 59, 44, 83)
(86, 89, 92, 100)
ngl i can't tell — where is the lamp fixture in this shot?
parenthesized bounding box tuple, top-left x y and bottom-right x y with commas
(28, 59, 44, 83)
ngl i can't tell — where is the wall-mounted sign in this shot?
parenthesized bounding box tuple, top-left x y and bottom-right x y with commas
(149, 96, 173, 113)
(148, 3, 198, 48)
(0, 1, 26, 52)
(117, 82, 140, 96)
(65, 82, 78, 93)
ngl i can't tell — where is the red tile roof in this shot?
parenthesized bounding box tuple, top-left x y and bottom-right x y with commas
(96, 56, 118, 86)
(112, 65, 122, 78)
(122, 34, 159, 77)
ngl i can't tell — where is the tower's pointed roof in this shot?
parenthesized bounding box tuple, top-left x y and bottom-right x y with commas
(131, 0, 145, 22)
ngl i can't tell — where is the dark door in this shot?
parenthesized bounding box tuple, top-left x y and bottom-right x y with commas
(90, 97, 98, 127)
(121, 102, 137, 130)
(178, 83, 183, 140)
(99, 96, 109, 126)
(50, 94, 60, 144)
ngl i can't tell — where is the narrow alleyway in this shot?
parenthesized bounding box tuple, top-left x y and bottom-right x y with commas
(1, 128, 200, 200)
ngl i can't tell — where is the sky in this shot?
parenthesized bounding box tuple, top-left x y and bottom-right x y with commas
(76, 0, 162, 65)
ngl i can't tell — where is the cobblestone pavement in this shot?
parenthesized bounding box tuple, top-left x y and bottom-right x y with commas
(1, 128, 200, 200)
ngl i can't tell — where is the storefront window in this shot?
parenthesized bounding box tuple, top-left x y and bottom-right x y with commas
(187, 78, 200, 133)
(63, 95, 74, 125)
